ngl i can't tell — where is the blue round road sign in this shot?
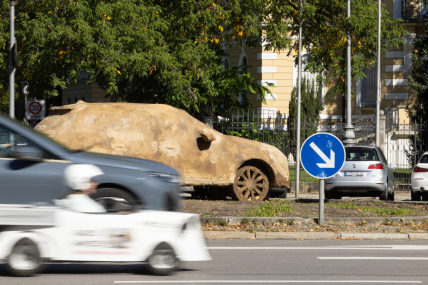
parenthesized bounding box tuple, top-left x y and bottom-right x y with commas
(300, 133, 346, 179)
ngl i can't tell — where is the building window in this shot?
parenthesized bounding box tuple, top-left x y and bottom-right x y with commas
(360, 62, 378, 107)
(239, 55, 248, 103)
(223, 58, 230, 71)
(81, 95, 86, 102)
(74, 96, 79, 103)
(67, 96, 71, 105)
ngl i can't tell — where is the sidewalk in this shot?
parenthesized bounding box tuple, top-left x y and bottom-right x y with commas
(203, 231, 428, 240)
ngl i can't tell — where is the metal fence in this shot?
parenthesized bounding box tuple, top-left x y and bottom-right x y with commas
(213, 109, 427, 189)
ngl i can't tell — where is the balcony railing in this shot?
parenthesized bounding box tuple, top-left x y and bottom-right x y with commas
(402, 0, 428, 22)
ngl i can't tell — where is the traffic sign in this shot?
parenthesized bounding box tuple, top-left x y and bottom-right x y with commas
(30, 120, 38, 128)
(300, 133, 346, 179)
(25, 100, 46, 121)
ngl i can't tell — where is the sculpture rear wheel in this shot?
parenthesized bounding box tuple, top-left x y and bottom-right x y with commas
(231, 166, 269, 201)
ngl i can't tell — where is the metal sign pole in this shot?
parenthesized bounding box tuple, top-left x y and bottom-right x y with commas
(9, 0, 16, 119)
(319, 179, 324, 225)
(295, 0, 303, 198)
(375, 0, 381, 147)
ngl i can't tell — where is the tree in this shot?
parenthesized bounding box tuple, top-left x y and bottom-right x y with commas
(405, 3, 428, 166)
(288, 76, 325, 144)
(0, 0, 406, 116)
(283, 0, 406, 94)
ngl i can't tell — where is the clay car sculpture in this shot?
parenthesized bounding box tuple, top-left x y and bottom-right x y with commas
(36, 102, 290, 201)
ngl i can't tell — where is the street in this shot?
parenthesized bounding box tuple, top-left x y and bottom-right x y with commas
(2, 239, 428, 284)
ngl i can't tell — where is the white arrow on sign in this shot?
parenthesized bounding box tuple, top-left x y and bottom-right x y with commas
(309, 142, 335, 168)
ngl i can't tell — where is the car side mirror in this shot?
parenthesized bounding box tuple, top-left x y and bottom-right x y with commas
(389, 163, 397, 170)
(14, 146, 43, 160)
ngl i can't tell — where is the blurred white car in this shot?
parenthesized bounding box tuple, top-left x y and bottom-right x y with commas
(411, 152, 428, 201)
(0, 205, 211, 276)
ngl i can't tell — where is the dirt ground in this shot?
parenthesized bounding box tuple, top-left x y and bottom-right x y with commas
(180, 198, 428, 218)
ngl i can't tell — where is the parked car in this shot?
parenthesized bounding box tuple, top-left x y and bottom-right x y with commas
(0, 113, 181, 211)
(0, 204, 211, 276)
(325, 146, 396, 200)
(411, 152, 428, 201)
(35, 102, 290, 201)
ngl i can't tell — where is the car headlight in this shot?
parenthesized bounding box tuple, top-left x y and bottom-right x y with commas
(149, 172, 181, 184)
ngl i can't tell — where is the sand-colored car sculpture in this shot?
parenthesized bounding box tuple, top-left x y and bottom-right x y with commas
(35, 102, 290, 201)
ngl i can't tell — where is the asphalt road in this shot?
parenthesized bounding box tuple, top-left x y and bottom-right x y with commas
(2, 239, 428, 284)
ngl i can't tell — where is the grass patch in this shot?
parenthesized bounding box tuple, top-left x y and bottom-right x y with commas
(243, 200, 293, 217)
(326, 201, 416, 216)
(289, 168, 319, 182)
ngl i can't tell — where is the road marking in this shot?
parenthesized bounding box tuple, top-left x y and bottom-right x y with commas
(318, 257, 428, 260)
(207, 245, 428, 251)
(114, 281, 422, 284)
(310, 142, 335, 168)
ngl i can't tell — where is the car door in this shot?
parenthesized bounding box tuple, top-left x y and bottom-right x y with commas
(0, 123, 71, 204)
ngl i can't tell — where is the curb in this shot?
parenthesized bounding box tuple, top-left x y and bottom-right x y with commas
(201, 216, 428, 227)
(203, 231, 428, 240)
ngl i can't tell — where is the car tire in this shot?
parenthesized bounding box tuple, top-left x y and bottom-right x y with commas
(386, 186, 395, 201)
(422, 193, 428, 201)
(6, 238, 44, 277)
(379, 190, 388, 201)
(411, 191, 422, 201)
(91, 188, 139, 211)
(147, 243, 179, 276)
(230, 166, 269, 201)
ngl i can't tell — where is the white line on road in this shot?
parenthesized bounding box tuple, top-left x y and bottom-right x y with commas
(318, 257, 428, 260)
(114, 281, 422, 283)
(207, 245, 428, 251)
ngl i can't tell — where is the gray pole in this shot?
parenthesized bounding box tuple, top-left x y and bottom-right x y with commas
(319, 179, 324, 225)
(375, 0, 381, 146)
(342, 0, 356, 145)
(295, 0, 303, 198)
(9, 0, 16, 119)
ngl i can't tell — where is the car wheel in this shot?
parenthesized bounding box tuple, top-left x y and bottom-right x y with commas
(230, 166, 269, 201)
(6, 238, 44, 277)
(91, 188, 139, 211)
(147, 243, 179, 276)
(411, 191, 422, 201)
(386, 186, 395, 201)
(379, 190, 388, 201)
(422, 193, 428, 201)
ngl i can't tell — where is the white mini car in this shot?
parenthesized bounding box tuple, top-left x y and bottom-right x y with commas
(0, 205, 211, 276)
(411, 152, 428, 201)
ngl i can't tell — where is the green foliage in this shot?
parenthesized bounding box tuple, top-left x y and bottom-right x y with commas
(285, 0, 406, 94)
(289, 76, 324, 123)
(405, 23, 428, 167)
(0, 0, 406, 114)
(326, 201, 417, 216)
(408, 25, 428, 122)
(288, 76, 327, 145)
(244, 200, 293, 217)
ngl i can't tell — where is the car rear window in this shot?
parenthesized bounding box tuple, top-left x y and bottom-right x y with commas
(419, 155, 428, 164)
(346, 148, 379, 161)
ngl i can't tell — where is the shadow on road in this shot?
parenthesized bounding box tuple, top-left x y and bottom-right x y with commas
(0, 263, 195, 276)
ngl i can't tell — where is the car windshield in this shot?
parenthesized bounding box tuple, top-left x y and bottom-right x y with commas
(419, 155, 428, 164)
(0, 113, 72, 154)
(346, 147, 379, 161)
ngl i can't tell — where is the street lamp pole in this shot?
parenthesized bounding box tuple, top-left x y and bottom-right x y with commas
(295, 0, 303, 198)
(375, 0, 381, 147)
(9, 0, 16, 119)
(342, 0, 356, 145)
